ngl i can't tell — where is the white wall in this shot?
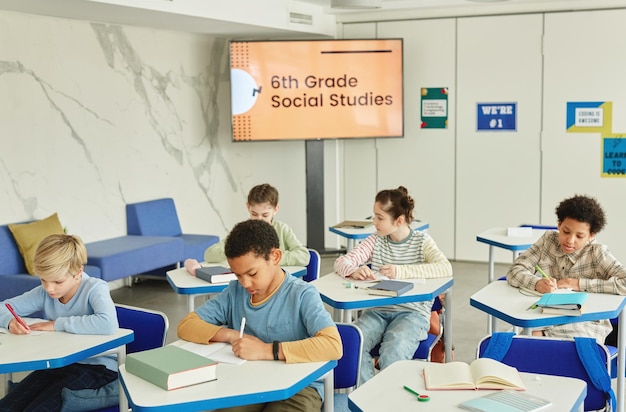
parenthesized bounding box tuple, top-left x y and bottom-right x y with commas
(3, 7, 626, 266)
(541, 9, 626, 261)
(339, 8, 626, 264)
(0, 11, 308, 246)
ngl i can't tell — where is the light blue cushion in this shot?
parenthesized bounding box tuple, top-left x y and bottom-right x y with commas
(60, 379, 119, 412)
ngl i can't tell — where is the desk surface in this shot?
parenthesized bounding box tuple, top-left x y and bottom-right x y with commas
(476, 227, 547, 251)
(167, 265, 306, 295)
(329, 220, 429, 240)
(311, 273, 453, 310)
(119, 357, 336, 411)
(0, 328, 134, 373)
(470, 281, 626, 328)
(348, 360, 586, 412)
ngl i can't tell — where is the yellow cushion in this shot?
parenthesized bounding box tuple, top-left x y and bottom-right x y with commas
(8, 213, 64, 275)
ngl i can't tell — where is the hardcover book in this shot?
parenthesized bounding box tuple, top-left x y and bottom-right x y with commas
(367, 280, 414, 297)
(125, 345, 218, 390)
(423, 358, 525, 391)
(196, 266, 237, 284)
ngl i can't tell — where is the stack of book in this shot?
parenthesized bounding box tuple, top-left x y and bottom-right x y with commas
(533, 291, 588, 316)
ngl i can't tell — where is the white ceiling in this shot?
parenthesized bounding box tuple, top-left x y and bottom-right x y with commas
(0, 0, 619, 38)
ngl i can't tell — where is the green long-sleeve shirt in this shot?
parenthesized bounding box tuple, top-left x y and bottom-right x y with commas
(204, 219, 310, 266)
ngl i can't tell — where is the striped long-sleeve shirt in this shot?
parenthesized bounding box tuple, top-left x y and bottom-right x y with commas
(334, 230, 452, 318)
(507, 230, 626, 342)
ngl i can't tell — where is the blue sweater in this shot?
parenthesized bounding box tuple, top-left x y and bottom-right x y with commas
(0, 273, 119, 370)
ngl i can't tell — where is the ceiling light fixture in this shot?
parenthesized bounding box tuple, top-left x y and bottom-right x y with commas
(330, 0, 382, 9)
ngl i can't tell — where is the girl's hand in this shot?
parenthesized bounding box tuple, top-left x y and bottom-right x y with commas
(378, 264, 396, 279)
(350, 265, 376, 280)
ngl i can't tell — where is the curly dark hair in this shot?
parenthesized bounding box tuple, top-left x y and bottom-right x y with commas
(375, 186, 415, 223)
(556, 194, 606, 234)
(224, 219, 279, 260)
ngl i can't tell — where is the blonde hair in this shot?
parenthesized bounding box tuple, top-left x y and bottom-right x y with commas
(33, 234, 86, 281)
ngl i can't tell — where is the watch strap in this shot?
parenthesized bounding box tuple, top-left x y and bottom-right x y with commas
(273, 340, 280, 360)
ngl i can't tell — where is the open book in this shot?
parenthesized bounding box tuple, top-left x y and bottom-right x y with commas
(423, 358, 525, 390)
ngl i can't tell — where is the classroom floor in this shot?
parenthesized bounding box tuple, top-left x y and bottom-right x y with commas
(110, 257, 512, 364)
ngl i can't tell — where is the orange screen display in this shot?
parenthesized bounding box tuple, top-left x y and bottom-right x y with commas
(230, 39, 403, 141)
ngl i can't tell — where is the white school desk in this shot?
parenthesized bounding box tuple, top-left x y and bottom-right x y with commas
(118, 351, 337, 411)
(0, 328, 134, 412)
(311, 273, 454, 362)
(476, 227, 547, 333)
(476, 227, 548, 283)
(167, 265, 306, 312)
(347, 359, 587, 412)
(329, 220, 430, 251)
(470, 280, 626, 412)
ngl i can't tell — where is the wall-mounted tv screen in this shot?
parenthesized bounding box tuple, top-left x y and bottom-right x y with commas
(230, 38, 403, 141)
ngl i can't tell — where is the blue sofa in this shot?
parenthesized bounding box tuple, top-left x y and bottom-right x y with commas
(0, 222, 101, 301)
(126, 198, 219, 263)
(1, 199, 218, 299)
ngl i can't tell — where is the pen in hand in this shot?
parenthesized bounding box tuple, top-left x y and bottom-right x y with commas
(239, 317, 246, 339)
(5, 303, 30, 330)
(535, 264, 551, 280)
(535, 264, 557, 291)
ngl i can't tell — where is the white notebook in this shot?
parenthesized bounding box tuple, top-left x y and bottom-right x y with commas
(459, 390, 552, 412)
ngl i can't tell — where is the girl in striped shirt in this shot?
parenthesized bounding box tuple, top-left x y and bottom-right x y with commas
(334, 186, 452, 383)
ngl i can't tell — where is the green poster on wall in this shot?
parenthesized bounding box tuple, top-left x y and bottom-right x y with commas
(421, 87, 448, 129)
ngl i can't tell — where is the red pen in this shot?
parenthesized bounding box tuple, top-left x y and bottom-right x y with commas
(5, 303, 30, 330)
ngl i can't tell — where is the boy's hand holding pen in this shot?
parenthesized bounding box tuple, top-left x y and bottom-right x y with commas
(535, 264, 557, 292)
(5, 303, 30, 334)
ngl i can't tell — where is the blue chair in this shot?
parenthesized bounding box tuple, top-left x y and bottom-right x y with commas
(87, 304, 169, 412)
(333, 323, 363, 412)
(369, 296, 444, 361)
(126, 198, 219, 264)
(303, 248, 321, 282)
(477, 333, 612, 411)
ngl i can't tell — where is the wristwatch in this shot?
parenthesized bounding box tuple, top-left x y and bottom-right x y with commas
(273, 340, 280, 360)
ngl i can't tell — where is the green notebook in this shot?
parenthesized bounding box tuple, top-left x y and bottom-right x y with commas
(125, 345, 217, 390)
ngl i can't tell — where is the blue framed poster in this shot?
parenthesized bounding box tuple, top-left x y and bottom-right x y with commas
(602, 137, 626, 177)
(477, 102, 517, 131)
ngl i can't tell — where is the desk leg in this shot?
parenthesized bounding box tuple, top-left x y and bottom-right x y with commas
(487, 246, 495, 334)
(617, 309, 625, 412)
(323, 370, 334, 412)
(2, 374, 8, 397)
(187, 295, 195, 313)
(444, 289, 452, 363)
(117, 346, 128, 412)
(347, 239, 355, 252)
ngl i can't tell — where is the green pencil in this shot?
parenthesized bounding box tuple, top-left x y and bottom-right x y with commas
(535, 264, 551, 280)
